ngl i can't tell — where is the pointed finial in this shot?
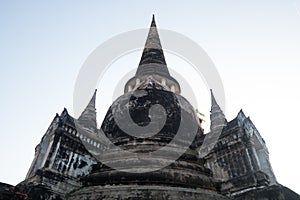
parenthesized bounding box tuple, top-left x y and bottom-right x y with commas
(237, 109, 246, 118)
(80, 89, 97, 115)
(151, 14, 156, 27)
(210, 89, 217, 106)
(90, 89, 97, 106)
(210, 89, 227, 132)
(210, 89, 223, 112)
(61, 107, 69, 116)
(78, 89, 98, 132)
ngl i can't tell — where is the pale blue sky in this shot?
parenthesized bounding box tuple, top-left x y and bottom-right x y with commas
(1, 0, 300, 194)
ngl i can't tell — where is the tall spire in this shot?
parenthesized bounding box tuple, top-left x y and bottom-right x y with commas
(137, 15, 168, 74)
(124, 15, 181, 94)
(78, 89, 97, 132)
(210, 89, 227, 132)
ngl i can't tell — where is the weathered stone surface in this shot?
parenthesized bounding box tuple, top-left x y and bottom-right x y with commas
(201, 106, 278, 195)
(67, 185, 230, 200)
(233, 185, 300, 200)
(101, 88, 203, 147)
(14, 182, 63, 200)
(76, 87, 219, 199)
(0, 182, 14, 199)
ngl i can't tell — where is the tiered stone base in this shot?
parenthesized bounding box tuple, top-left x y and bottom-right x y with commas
(68, 185, 230, 200)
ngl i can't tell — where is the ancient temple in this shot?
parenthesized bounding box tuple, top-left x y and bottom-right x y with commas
(1, 16, 299, 200)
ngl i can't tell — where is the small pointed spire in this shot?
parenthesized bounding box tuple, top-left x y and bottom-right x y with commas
(62, 107, 68, 114)
(236, 109, 247, 127)
(210, 89, 218, 108)
(151, 14, 156, 27)
(59, 108, 75, 126)
(237, 109, 246, 118)
(210, 89, 227, 132)
(78, 89, 97, 132)
(86, 89, 97, 110)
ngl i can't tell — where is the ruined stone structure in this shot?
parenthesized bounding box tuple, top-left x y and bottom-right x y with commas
(1, 16, 299, 200)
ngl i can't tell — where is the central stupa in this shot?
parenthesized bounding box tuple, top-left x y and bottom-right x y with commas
(68, 15, 228, 200)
